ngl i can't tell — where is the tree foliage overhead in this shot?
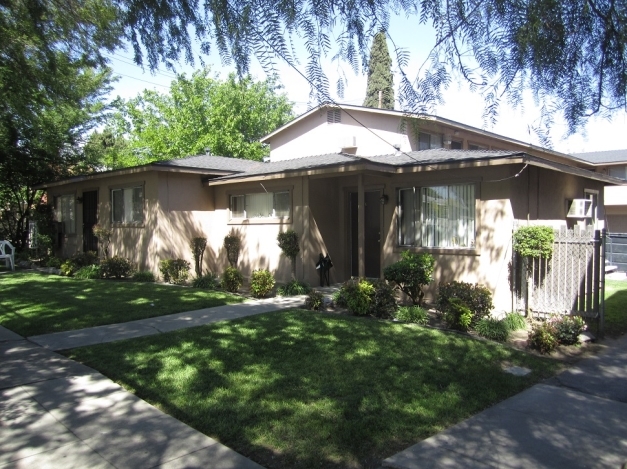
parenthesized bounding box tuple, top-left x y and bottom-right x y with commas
(114, 0, 626, 136)
(101, 70, 293, 167)
(363, 31, 394, 109)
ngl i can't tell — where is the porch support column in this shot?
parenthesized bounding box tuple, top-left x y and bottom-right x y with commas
(301, 176, 310, 282)
(358, 174, 365, 277)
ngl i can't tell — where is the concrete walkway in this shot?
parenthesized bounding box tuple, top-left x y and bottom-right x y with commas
(0, 294, 310, 469)
(29, 296, 306, 351)
(383, 334, 627, 469)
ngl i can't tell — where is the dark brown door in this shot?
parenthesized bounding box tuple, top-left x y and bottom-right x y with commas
(82, 190, 98, 253)
(349, 190, 381, 278)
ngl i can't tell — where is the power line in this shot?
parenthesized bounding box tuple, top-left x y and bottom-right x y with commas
(106, 54, 178, 80)
(113, 72, 170, 89)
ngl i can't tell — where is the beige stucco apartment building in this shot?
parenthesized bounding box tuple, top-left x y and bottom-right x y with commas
(39, 104, 622, 312)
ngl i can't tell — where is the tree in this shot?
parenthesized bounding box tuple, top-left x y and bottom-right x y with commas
(363, 31, 394, 109)
(0, 0, 119, 250)
(277, 230, 300, 279)
(103, 70, 293, 166)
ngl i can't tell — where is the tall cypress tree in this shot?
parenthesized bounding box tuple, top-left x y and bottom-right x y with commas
(363, 31, 394, 109)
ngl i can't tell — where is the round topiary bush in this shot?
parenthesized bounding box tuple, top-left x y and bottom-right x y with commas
(221, 266, 243, 292)
(250, 269, 275, 298)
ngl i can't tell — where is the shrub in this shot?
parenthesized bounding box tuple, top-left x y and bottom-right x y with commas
(369, 280, 398, 318)
(74, 264, 103, 280)
(221, 266, 243, 292)
(475, 318, 510, 342)
(551, 314, 586, 345)
(528, 321, 559, 354)
(437, 281, 493, 323)
(277, 280, 311, 296)
(132, 271, 156, 282)
(345, 278, 375, 316)
(383, 251, 435, 306)
(503, 312, 527, 331)
(190, 237, 207, 277)
(92, 224, 112, 258)
(101, 256, 133, 279)
(224, 232, 241, 267)
(277, 230, 300, 278)
(71, 251, 99, 268)
(250, 269, 276, 298)
(192, 272, 219, 289)
(159, 259, 191, 284)
(45, 256, 62, 268)
(60, 260, 76, 276)
(394, 306, 429, 325)
(305, 290, 325, 311)
(513, 225, 554, 259)
(443, 298, 473, 331)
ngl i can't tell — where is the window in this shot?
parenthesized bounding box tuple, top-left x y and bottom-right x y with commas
(451, 140, 463, 150)
(468, 143, 488, 151)
(609, 166, 627, 180)
(230, 191, 290, 219)
(418, 132, 443, 150)
(54, 194, 76, 234)
(398, 184, 475, 248)
(111, 186, 143, 223)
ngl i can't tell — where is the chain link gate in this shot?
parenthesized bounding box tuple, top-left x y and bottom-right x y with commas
(512, 226, 606, 336)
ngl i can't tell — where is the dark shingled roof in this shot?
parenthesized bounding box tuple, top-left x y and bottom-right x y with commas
(572, 149, 627, 164)
(154, 154, 264, 172)
(211, 149, 524, 181)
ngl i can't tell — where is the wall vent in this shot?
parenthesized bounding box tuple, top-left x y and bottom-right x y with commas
(327, 109, 341, 124)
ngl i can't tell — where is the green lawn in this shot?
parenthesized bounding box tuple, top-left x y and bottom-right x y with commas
(605, 279, 627, 337)
(0, 272, 243, 336)
(67, 310, 560, 469)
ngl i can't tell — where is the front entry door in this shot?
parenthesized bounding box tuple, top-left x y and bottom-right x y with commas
(350, 190, 381, 278)
(82, 190, 98, 253)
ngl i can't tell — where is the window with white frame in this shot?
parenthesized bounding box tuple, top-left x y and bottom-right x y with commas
(418, 132, 443, 150)
(54, 194, 76, 234)
(398, 184, 475, 248)
(111, 186, 143, 223)
(230, 191, 290, 219)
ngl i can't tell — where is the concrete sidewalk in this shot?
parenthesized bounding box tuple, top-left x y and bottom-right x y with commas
(29, 295, 306, 351)
(0, 325, 265, 469)
(383, 335, 627, 469)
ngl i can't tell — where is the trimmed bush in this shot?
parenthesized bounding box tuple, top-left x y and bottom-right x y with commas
(277, 280, 311, 296)
(335, 278, 376, 316)
(45, 256, 62, 268)
(132, 271, 156, 282)
(190, 237, 207, 277)
(74, 265, 103, 280)
(221, 266, 243, 292)
(443, 298, 473, 331)
(383, 251, 435, 306)
(101, 256, 133, 279)
(394, 306, 429, 325)
(513, 225, 554, 259)
(192, 272, 219, 289)
(369, 280, 398, 318)
(528, 321, 559, 354)
(60, 260, 76, 276)
(159, 259, 191, 284)
(475, 318, 510, 342)
(437, 281, 493, 323)
(503, 312, 527, 331)
(224, 232, 241, 267)
(551, 314, 586, 345)
(250, 269, 276, 298)
(305, 290, 325, 311)
(277, 230, 300, 278)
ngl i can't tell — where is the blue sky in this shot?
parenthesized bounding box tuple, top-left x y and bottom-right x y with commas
(106, 13, 626, 155)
